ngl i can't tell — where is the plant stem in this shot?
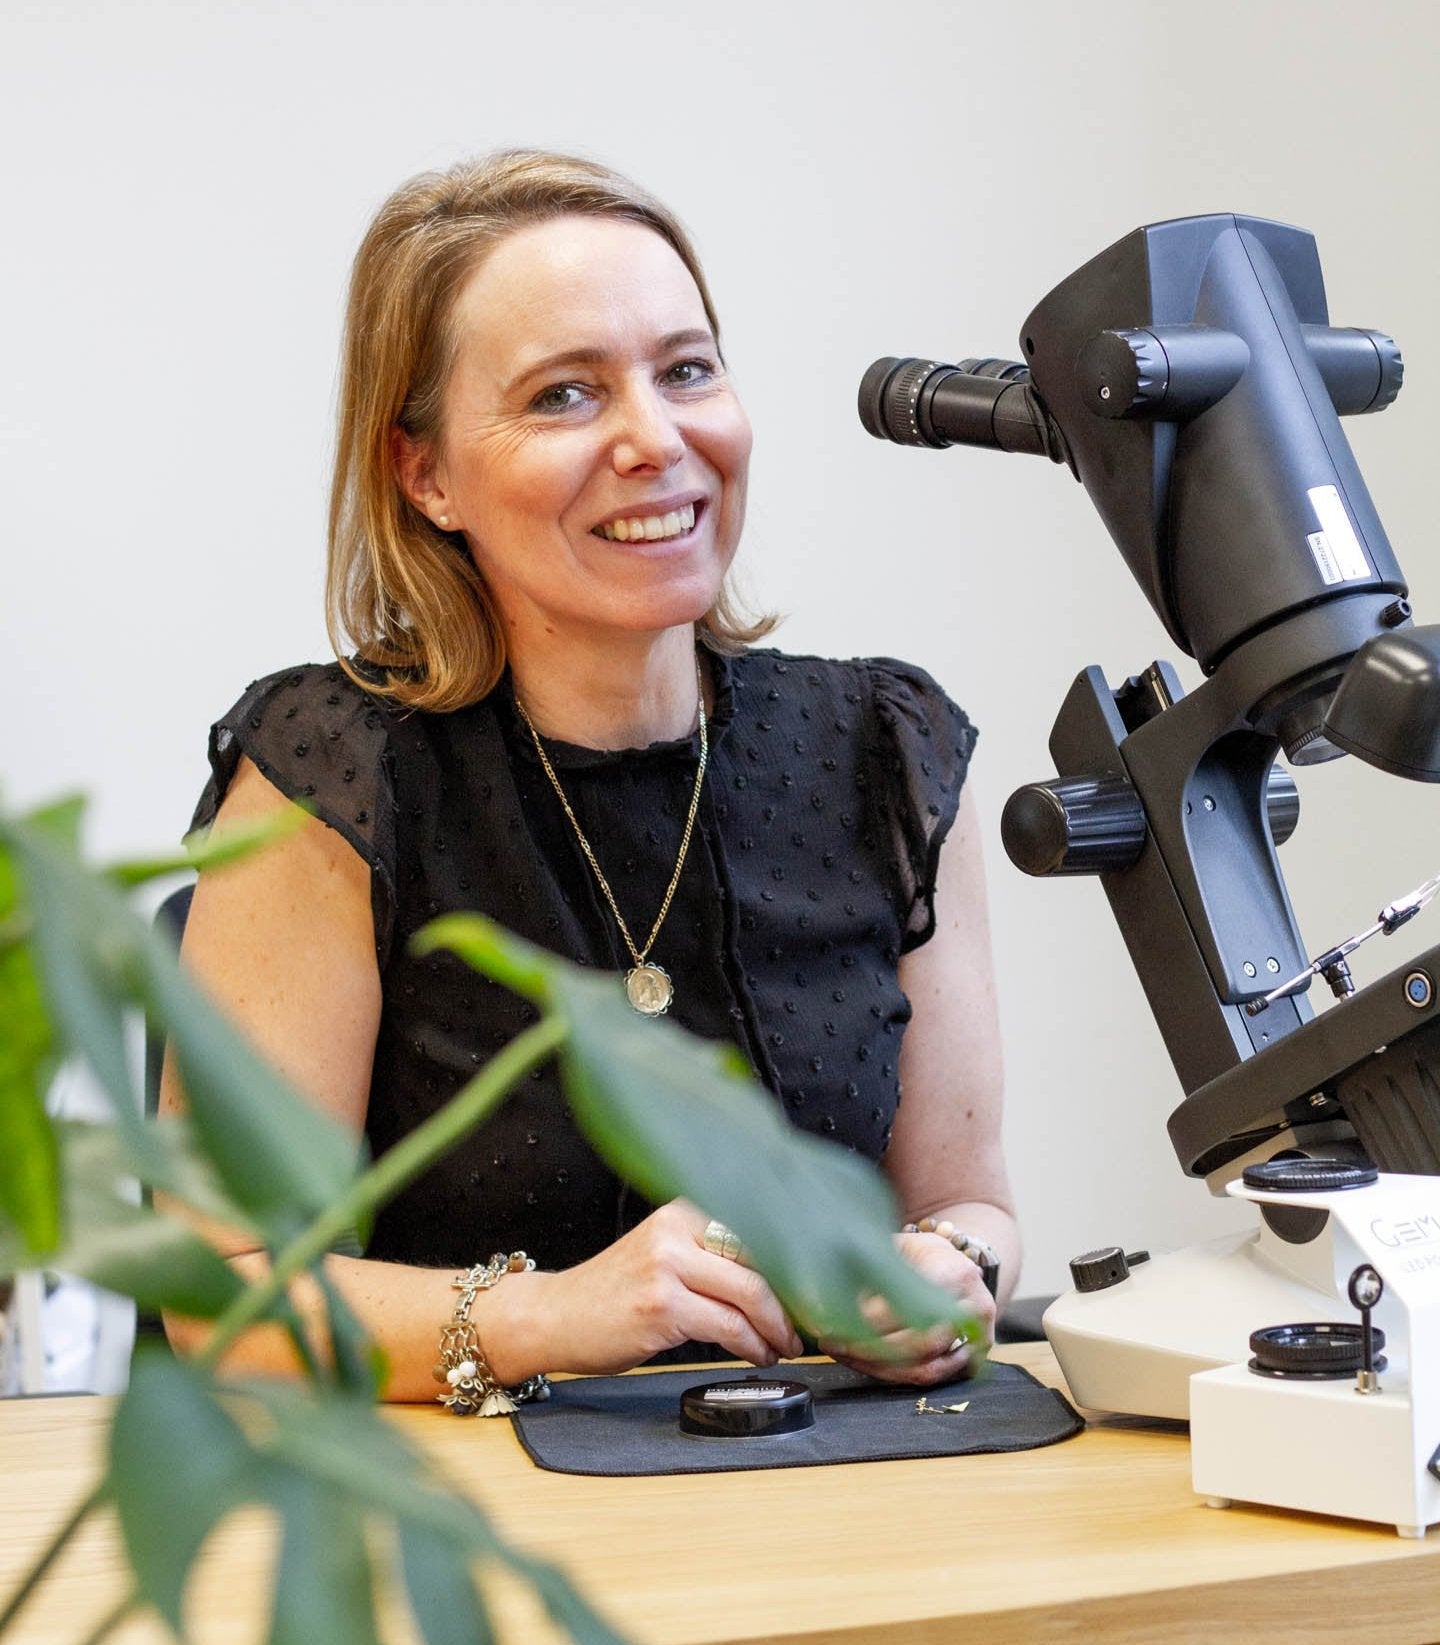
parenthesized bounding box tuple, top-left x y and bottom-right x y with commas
(196, 1012, 568, 1368)
(0, 1483, 104, 1635)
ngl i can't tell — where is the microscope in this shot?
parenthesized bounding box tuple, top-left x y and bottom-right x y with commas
(860, 214, 1440, 1536)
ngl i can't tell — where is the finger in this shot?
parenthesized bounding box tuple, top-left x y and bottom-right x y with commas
(852, 1290, 987, 1348)
(856, 1292, 901, 1336)
(821, 1316, 960, 1367)
(687, 1251, 804, 1359)
(667, 1198, 704, 1230)
(890, 1235, 999, 1337)
(828, 1335, 974, 1388)
(825, 1295, 989, 1363)
(703, 1259, 804, 1359)
(674, 1288, 788, 1368)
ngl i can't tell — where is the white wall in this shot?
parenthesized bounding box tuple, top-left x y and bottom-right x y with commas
(6, 0, 1439, 1294)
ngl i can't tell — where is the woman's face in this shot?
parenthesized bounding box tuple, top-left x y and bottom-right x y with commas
(414, 215, 752, 651)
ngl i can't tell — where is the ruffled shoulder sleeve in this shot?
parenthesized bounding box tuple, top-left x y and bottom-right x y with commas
(190, 662, 397, 961)
(862, 657, 977, 952)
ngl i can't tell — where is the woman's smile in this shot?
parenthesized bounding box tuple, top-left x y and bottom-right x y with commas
(592, 498, 701, 544)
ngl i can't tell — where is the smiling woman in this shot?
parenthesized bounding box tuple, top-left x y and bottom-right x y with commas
(327, 151, 769, 724)
(162, 149, 1018, 1412)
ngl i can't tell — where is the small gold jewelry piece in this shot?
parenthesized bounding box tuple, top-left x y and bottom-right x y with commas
(515, 659, 707, 1017)
(625, 961, 674, 1016)
(915, 1398, 970, 1415)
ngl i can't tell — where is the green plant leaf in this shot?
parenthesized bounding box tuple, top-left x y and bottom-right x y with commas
(243, 1384, 604, 1644)
(1, 807, 360, 1235)
(256, 1381, 622, 1638)
(398, 1523, 495, 1645)
(415, 914, 552, 1003)
(0, 806, 160, 1180)
(107, 805, 312, 890)
(557, 975, 959, 1344)
(25, 795, 85, 854)
(504, 1549, 631, 1645)
(418, 916, 974, 1350)
(314, 1265, 387, 1399)
(0, 839, 61, 1256)
(132, 1113, 262, 1235)
(264, 1472, 380, 1645)
(247, 1385, 486, 1530)
(142, 945, 361, 1236)
(110, 1350, 260, 1632)
(0, 1123, 246, 1318)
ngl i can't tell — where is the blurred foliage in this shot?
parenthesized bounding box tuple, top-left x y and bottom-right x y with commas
(0, 800, 972, 1643)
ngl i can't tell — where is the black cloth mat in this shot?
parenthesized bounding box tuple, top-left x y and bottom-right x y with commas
(510, 1360, 1083, 1476)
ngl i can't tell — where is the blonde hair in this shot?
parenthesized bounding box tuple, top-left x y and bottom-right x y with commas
(327, 149, 775, 712)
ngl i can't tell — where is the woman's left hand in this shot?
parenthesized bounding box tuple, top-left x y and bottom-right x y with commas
(819, 1230, 996, 1387)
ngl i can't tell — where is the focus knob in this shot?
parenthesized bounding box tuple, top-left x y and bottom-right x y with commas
(1301, 324, 1404, 414)
(1076, 325, 1249, 419)
(1076, 328, 1168, 418)
(1069, 1247, 1133, 1293)
(1001, 775, 1147, 877)
(1365, 329, 1405, 412)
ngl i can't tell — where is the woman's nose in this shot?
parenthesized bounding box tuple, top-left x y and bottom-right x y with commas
(611, 386, 686, 473)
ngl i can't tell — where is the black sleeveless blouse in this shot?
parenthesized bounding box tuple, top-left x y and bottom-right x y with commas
(194, 648, 975, 1274)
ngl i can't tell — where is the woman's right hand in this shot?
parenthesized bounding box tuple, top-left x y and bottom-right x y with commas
(487, 1200, 803, 1380)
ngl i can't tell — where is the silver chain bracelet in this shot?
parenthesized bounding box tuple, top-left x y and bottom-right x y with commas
(433, 1251, 550, 1416)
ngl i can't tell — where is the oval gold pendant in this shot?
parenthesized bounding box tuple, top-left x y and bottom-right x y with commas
(625, 963, 674, 1017)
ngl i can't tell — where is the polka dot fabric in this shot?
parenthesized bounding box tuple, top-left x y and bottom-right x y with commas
(193, 649, 975, 1284)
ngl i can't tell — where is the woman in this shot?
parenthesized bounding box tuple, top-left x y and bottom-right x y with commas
(163, 150, 1017, 1407)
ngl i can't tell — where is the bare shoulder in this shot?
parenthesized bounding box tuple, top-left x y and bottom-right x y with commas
(163, 755, 381, 1133)
(188, 754, 375, 954)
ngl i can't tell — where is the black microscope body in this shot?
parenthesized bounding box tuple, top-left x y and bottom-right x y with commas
(860, 213, 1440, 1187)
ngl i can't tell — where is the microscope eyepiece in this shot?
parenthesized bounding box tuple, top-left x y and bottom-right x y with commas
(858, 356, 1069, 462)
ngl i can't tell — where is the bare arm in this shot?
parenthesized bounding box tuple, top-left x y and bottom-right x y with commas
(160, 757, 799, 1396)
(886, 783, 1019, 1301)
(825, 784, 1019, 1385)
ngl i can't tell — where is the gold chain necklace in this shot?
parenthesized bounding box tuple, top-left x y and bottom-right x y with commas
(514, 661, 708, 1018)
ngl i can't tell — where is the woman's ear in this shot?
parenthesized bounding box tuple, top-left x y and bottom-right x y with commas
(391, 427, 457, 530)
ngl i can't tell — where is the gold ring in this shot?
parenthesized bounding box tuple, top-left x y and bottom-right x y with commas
(703, 1220, 746, 1262)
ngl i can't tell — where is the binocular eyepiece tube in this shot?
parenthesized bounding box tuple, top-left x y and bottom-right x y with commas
(858, 356, 1069, 464)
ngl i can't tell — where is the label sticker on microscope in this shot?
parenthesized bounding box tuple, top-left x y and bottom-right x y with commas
(1306, 484, 1370, 584)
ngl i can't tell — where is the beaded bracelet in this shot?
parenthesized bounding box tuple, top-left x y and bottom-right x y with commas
(904, 1218, 1002, 1299)
(433, 1251, 550, 1417)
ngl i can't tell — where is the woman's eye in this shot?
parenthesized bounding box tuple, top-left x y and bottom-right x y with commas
(664, 358, 716, 388)
(530, 383, 590, 414)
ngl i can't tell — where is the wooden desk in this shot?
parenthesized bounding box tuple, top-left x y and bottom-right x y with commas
(3, 1345, 1439, 1645)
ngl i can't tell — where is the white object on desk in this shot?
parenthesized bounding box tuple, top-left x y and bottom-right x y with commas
(1189, 1173, 1440, 1538)
(1042, 1217, 1351, 1420)
(1044, 1170, 1440, 1536)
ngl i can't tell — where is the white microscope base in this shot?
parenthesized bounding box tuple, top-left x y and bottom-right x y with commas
(1191, 1363, 1437, 1537)
(1043, 1228, 1348, 1420)
(1045, 1174, 1440, 1535)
